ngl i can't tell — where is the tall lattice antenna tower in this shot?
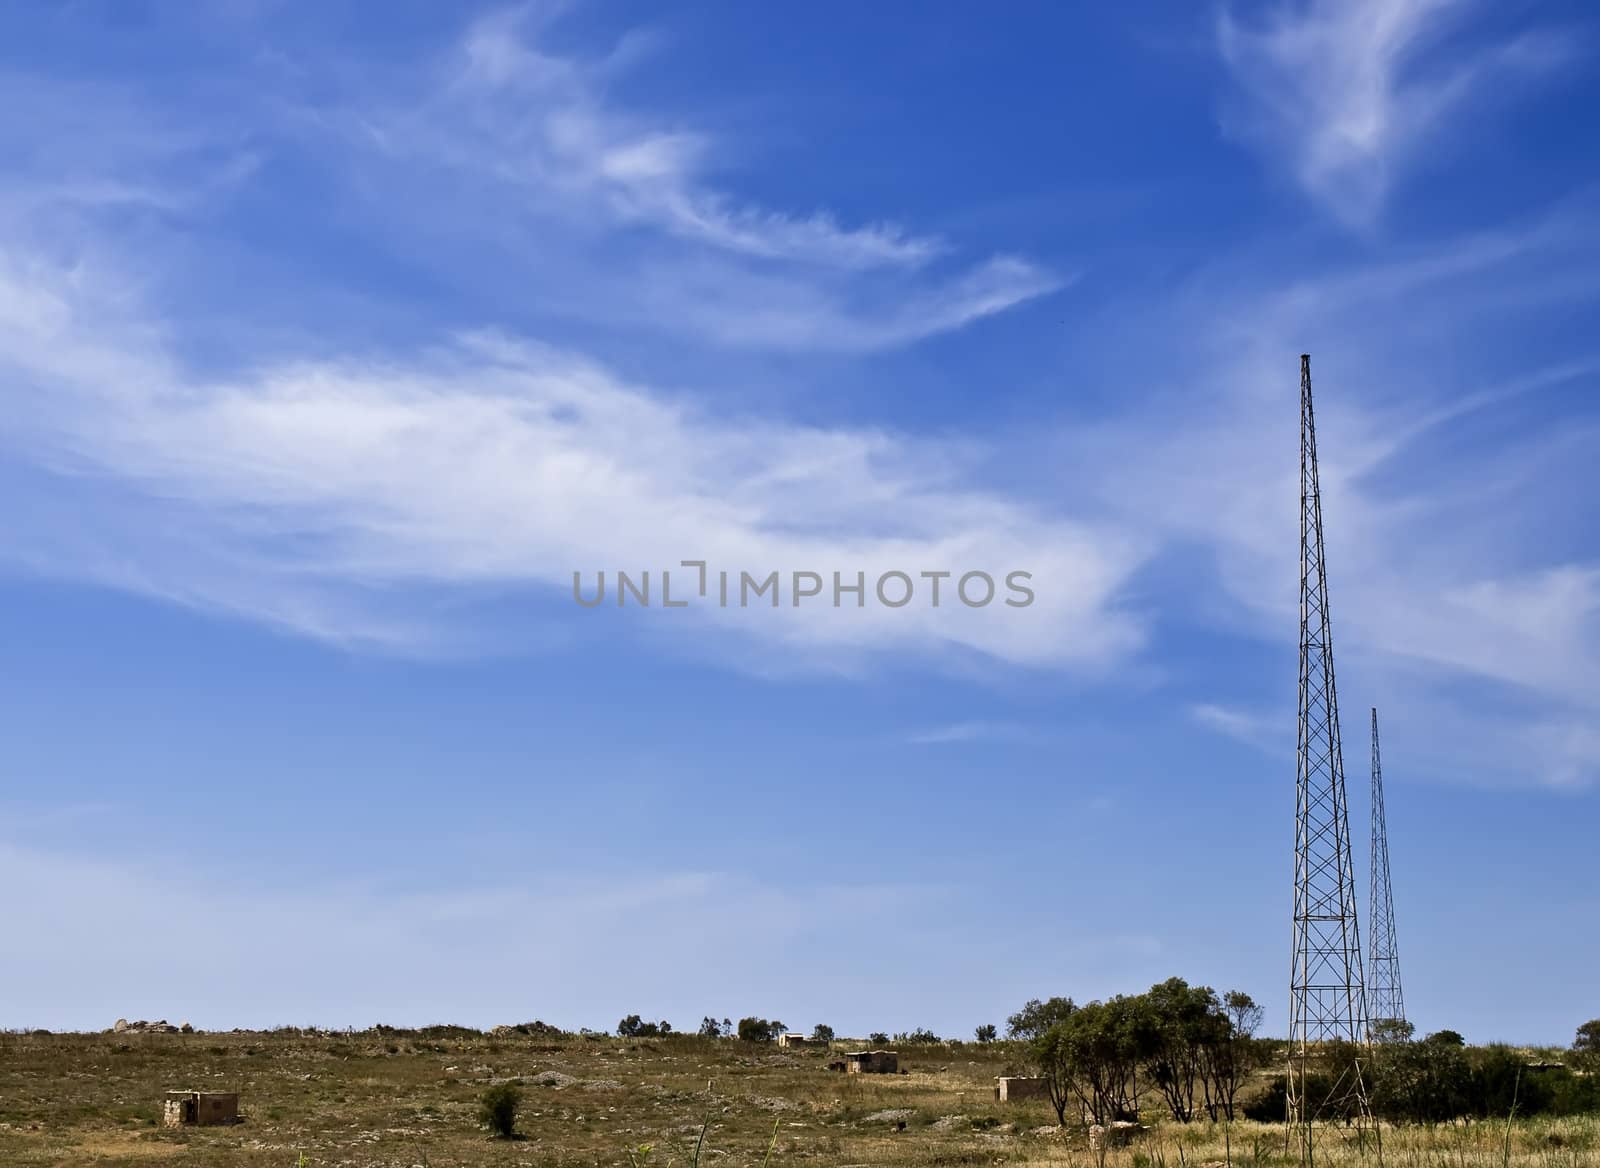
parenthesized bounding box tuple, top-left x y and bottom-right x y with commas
(1290, 354, 1369, 1133)
(1368, 707, 1405, 1031)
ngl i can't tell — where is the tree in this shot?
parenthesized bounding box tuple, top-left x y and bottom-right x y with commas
(618, 1015, 672, 1038)
(1031, 1024, 1078, 1125)
(894, 1027, 940, 1045)
(974, 1023, 998, 1044)
(1573, 1019, 1600, 1075)
(1141, 978, 1218, 1123)
(697, 1016, 731, 1039)
(1007, 997, 1077, 1041)
(1049, 998, 1143, 1124)
(810, 1023, 835, 1044)
(1428, 1029, 1466, 1047)
(478, 1083, 521, 1139)
(1203, 990, 1265, 1121)
(868, 1032, 890, 1046)
(737, 1017, 784, 1042)
(1222, 990, 1263, 1041)
(1371, 1017, 1416, 1045)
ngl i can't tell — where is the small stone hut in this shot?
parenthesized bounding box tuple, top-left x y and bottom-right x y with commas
(844, 1050, 899, 1074)
(162, 1091, 239, 1127)
(994, 1075, 1050, 1102)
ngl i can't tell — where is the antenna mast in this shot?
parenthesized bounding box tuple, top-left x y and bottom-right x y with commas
(1289, 354, 1370, 1146)
(1368, 707, 1406, 1033)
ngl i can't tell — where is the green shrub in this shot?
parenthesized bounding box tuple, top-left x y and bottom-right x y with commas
(1370, 1035, 1471, 1123)
(479, 1083, 521, 1139)
(1242, 1072, 1360, 1123)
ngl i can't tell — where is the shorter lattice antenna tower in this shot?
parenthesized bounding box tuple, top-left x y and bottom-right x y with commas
(1368, 707, 1406, 1033)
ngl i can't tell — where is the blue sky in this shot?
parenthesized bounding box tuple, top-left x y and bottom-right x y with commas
(1, 0, 1596, 1044)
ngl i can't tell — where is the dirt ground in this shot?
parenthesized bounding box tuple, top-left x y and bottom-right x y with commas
(1, 1029, 1593, 1168)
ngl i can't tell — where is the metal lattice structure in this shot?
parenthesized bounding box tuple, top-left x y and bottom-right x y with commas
(1368, 707, 1406, 1032)
(1290, 355, 1370, 1129)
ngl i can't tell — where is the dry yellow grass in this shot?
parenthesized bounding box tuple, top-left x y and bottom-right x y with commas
(0, 1029, 1592, 1167)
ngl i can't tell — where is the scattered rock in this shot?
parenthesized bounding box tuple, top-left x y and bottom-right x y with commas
(1088, 1121, 1146, 1150)
(931, 1114, 969, 1130)
(860, 1108, 915, 1124)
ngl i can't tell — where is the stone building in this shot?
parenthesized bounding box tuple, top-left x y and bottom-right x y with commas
(162, 1091, 239, 1127)
(844, 1050, 899, 1074)
(994, 1076, 1050, 1102)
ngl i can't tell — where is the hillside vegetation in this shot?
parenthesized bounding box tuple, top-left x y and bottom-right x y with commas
(1, 1025, 1596, 1168)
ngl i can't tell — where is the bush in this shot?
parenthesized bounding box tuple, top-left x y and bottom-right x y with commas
(974, 1024, 997, 1044)
(867, 1032, 890, 1046)
(810, 1024, 835, 1043)
(1368, 1036, 1600, 1124)
(1242, 1071, 1362, 1124)
(479, 1083, 521, 1139)
(895, 1027, 940, 1045)
(1370, 1035, 1471, 1123)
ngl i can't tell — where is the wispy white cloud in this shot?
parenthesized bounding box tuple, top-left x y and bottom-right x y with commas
(0, 6, 1596, 796)
(0, 9, 1089, 667)
(1189, 702, 1286, 754)
(303, 8, 1065, 352)
(626, 254, 1068, 353)
(440, 7, 945, 270)
(1062, 205, 1600, 786)
(0, 246, 1143, 669)
(904, 720, 1047, 746)
(1216, 0, 1574, 225)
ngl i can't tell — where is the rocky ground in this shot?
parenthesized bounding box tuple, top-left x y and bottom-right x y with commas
(0, 1028, 1593, 1167)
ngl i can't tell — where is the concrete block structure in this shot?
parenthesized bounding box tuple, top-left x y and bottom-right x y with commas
(162, 1091, 239, 1127)
(994, 1076, 1050, 1102)
(776, 1033, 811, 1048)
(844, 1050, 898, 1074)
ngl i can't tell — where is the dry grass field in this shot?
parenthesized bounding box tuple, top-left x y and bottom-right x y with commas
(0, 1028, 1594, 1168)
